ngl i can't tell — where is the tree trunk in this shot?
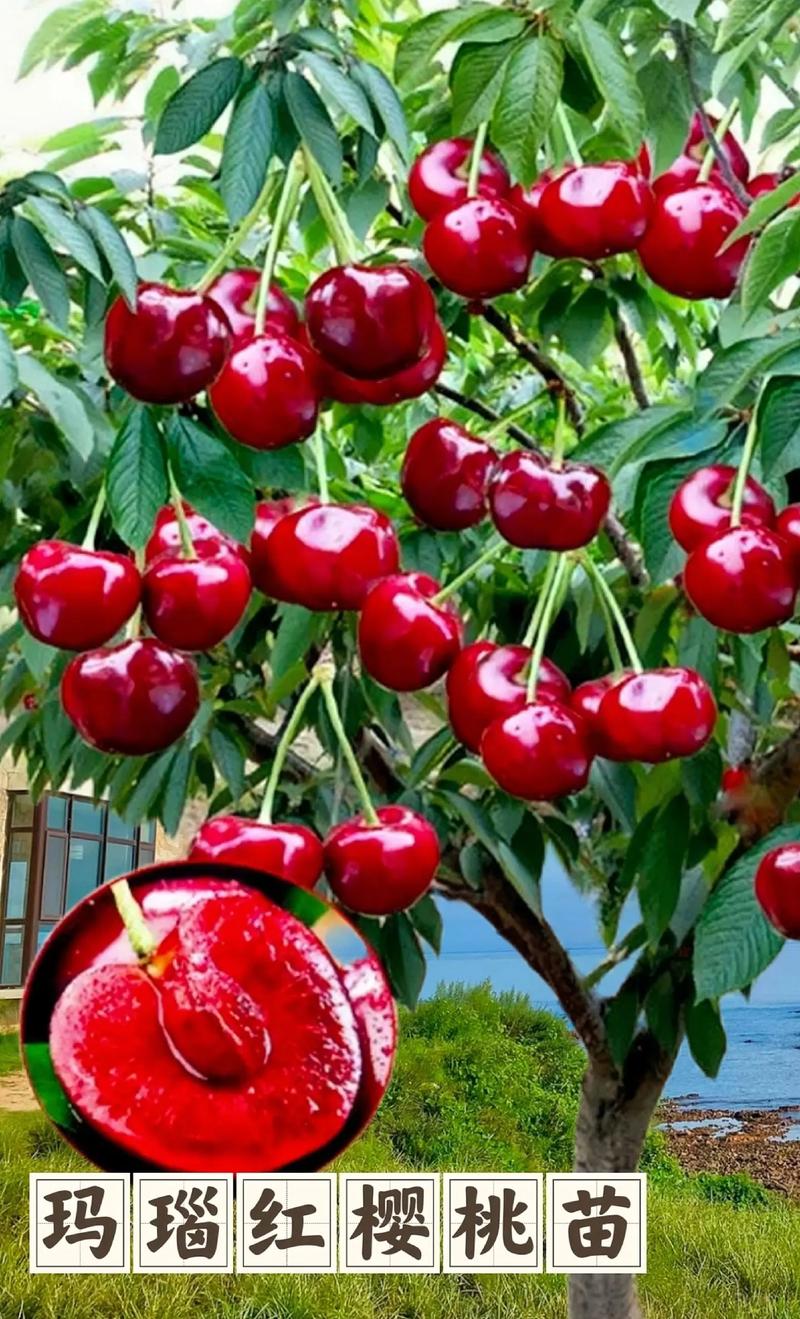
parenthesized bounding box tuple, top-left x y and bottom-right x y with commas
(567, 1060, 665, 1319)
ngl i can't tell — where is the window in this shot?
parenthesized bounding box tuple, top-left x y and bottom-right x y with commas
(0, 793, 157, 989)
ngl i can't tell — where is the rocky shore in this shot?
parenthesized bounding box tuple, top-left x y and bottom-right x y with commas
(660, 1100, 800, 1197)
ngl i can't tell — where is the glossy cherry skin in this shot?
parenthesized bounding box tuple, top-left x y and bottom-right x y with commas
(142, 550, 251, 650)
(257, 503, 399, 611)
(537, 162, 653, 260)
(324, 805, 440, 915)
(322, 319, 447, 405)
(401, 420, 496, 531)
(61, 637, 200, 755)
(408, 137, 510, 220)
(595, 667, 717, 763)
(508, 172, 569, 257)
(638, 183, 749, 300)
(14, 541, 141, 650)
(481, 701, 593, 801)
(423, 198, 532, 300)
(145, 502, 249, 568)
(249, 497, 300, 596)
(755, 845, 800, 939)
(570, 674, 625, 757)
(189, 815, 324, 890)
(304, 264, 436, 380)
(668, 465, 775, 552)
(358, 572, 463, 691)
(747, 173, 800, 205)
(489, 451, 610, 550)
(104, 283, 230, 404)
(683, 525, 797, 633)
(206, 269, 299, 349)
(775, 505, 800, 578)
(209, 330, 321, 450)
(653, 113, 750, 197)
(446, 640, 571, 752)
(685, 110, 749, 182)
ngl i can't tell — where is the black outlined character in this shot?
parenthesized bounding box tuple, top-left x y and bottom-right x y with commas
(452, 1184, 535, 1259)
(249, 1187, 324, 1256)
(148, 1185, 220, 1260)
(42, 1185, 117, 1260)
(564, 1185, 631, 1260)
(351, 1183, 430, 1260)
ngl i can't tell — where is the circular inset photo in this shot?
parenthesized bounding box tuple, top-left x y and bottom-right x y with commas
(21, 860, 396, 1173)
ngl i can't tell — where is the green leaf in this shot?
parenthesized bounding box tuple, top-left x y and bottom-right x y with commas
(699, 332, 800, 414)
(652, 0, 700, 17)
(408, 893, 443, 954)
(450, 39, 517, 134)
(605, 988, 639, 1069)
(248, 446, 306, 490)
(394, 5, 489, 88)
(12, 216, 70, 329)
(685, 998, 727, 1078)
(26, 197, 103, 282)
(18, 0, 103, 78)
(722, 172, 800, 247)
(80, 205, 138, 308)
(677, 616, 718, 684)
(20, 633, 58, 680)
(496, 813, 544, 914)
(160, 742, 193, 836)
(284, 71, 342, 186)
(167, 415, 254, 543)
(715, 0, 776, 51)
(638, 796, 689, 941)
(350, 61, 411, 163)
(301, 54, 375, 136)
(209, 722, 246, 804)
(742, 209, 800, 318)
(590, 759, 637, 831)
(106, 406, 168, 549)
(271, 605, 321, 681)
(560, 286, 613, 368)
(644, 973, 680, 1053)
(24, 1043, 77, 1130)
(41, 699, 76, 781)
(0, 327, 18, 404)
(381, 912, 426, 1009)
(693, 824, 791, 1000)
(572, 14, 646, 154)
(123, 748, 177, 824)
(155, 57, 244, 155)
(407, 726, 455, 788)
(492, 37, 563, 185)
(758, 376, 800, 480)
(220, 79, 274, 223)
(16, 354, 94, 459)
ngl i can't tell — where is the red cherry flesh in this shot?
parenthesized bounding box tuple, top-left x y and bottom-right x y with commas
(210, 330, 321, 450)
(408, 137, 510, 220)
(638, 183, 749, 300)
(257, 503, 399, 611)
(104, 283, 230, 404)
(401, 419, 496, 531)
(189, 815, 323, 890)
(15, 541, 140, 650)
(683, 525, 797, 633)
(668, 465, 775, 552)
(358, 571, 463, 691)
(446, 640, 570, 752)
(324, 805, 440, 915)
(423, 197, 532, 300)
(142, 550, 251, 650)
(596, 666, 717, 763)
(755, 844, 800, 939)
(481, 701, 593, 800)
(489, 450, 610, 550)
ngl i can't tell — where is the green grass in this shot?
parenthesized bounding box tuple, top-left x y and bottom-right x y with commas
(0, 1030, 21, 1078)
(1, 984, 800, 1318)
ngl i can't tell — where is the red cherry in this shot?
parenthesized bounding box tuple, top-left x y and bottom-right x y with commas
(755, 844, 800, 939)
(446, 641, 570, 752)
(636, 142, 653, 178)
(668, 465, 775, 552)
(537, 162, 653, 260)
(653, 114, 750, 198)
(358, 572, 462, 691)
(775, 505, 800, 578)
(304, 264, 436, 380)
(684, 110, 749, 182)
(206, 269, 299, 349)
(324, 805, 439, 915)
(145, 502, 248, 567)
(22, 694, 38, 711)
(61, 637, 200, 755)
(322, 319, 447, 405)
(595, 667, 717, 763)
(249, 497, 301, 596)
(488, 451, 610, 550)
(257, 503, 399, 611)
(720, 764, 751, 797)
(481, 701, 593, 800)
(189, 815, 324, 890)
(747, 172, 799, 206)
(14, 540, 141, 650)
(683, 525, 797, 633)
(142, 550, 251, 650)
(508, 172, 570, 257)
(401, 419, 496, 531)
(570, 674, 625, 756)
(104, 282, 230, 404)
(638, 183, 749, 300)
(423, 197, 532, 300)
(49, 887, 362, 1170)
(408, 137, 510, 220)
(209, 330, 321, 450)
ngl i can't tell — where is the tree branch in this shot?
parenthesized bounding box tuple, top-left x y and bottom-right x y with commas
(673, 25, 752, 210)
(479, 304, 585, 435)
(612, 310, 650, 410)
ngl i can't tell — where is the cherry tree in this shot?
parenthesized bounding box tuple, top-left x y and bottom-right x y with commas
(3, 1, 800, 1315)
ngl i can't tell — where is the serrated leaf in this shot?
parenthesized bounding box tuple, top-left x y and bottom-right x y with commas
(381, 911, 426, 1008)
(122, 749, 177, 824)
(394, 5, 489, 88)
(407, 726, 455, 788)
(16, 354, 94, 458)
(742, 209, 800, 318)
(220, 79, 274, 223)
(209, 722, 246, 803)
(12, 216, 70, 329)
(492, 36, 563, 185)
(450, 39, 517, 135)
(80, 205, 138, 307)
(284, 71, 342, 186)
(0, 327, 18, 404)
(693, 825, 791, 1000)
(573, 15, 645, 154)
(698, 332, 800, 414)
(652, 0, 700, 17)
(590, 759, 637, 831)
(638, 795, 689, 941)
(677, 616, 718, 683)
(106, 406, 168, 549)
(167, 415, 254, 543)
(408, 892, 443, 954)
(685, 998, 726, 1077)
(155, 57, 244, 155)
(714, 0, 775, 51)
(758, 376, 800, 480)
(722, 171, 800, 248)
(26, 197, 103, 282)
(18, 0, 103, 79)
(301, 54, 375, 135)
(351, 60, 411, 163)
(160, 742, 193, 836)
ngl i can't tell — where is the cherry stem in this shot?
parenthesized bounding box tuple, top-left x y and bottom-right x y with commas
(557, 102, 583, 167)
(302, 146, 358, 266)
(526, 555, 570, 703)
(551, 394, 567, 470)
(730, 403, 760, 527)
(589, 563, 624, 672)
(432, 539, 505, 604)
(167, 464, 196, 559)
(111, 878, 157, 961)
(521, 553, 558, 649)
(259, 673, 321, 824)
(81, 483, 106, 550)
(254, 152, 304, 338)
(582, 554, 643, 674)
(467, 123, 488, 198)
(195, 170, 276, 294)
(313, 429, 330, 503)
(698, 97, 739, 184)
(315, 662, 380, 825)
(126, 549, 145, 638)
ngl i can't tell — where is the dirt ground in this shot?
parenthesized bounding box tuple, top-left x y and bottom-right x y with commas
(659, 1101, 800, 1197)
